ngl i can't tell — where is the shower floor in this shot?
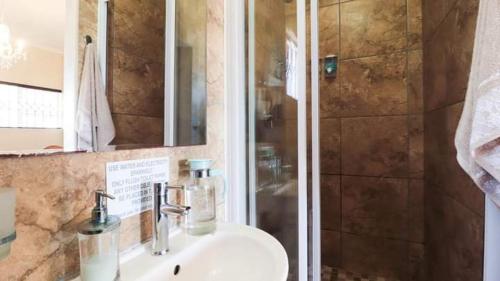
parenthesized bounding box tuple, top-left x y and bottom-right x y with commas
(321, 266, 399, 281)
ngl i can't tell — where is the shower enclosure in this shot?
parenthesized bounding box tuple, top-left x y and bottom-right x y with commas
(246, 0, 320, 280)
(238, 0, 487, 280)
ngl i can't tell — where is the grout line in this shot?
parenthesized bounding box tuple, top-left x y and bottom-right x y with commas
(405, 0, 413, 277)
(337, 1, 344, 269)
(424, 0, 461, 44)
(321, 172, 422, 180)
(425, 99, 465, 113)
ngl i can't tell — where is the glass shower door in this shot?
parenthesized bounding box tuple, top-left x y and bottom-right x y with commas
(247, 0, 310, 280)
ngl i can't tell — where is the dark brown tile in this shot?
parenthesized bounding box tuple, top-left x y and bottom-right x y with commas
(424, 104, 485, 217)
(110, 49, 165, 117)
(409, 243, 425, 281)
(342, 233, 408, 280)
(112, 114, 164, 146)
(322, 230, 342, 268)
(408, 50, 423, 114)
(319, 4, 340, 58)
(320, 75, 341, 119)
(408, 0, 423, 50)
(444, 0, 479, 105)
(423, 33, 448, 111)
(320, 118, 341, 174)
(425, 190, 484, 281)
(409, 114, 424, 179)
(409, 179, 424, 243)
(422, 0, 453, 41)
(342, 116, 408, 177)
(339, 53, 407, 117)
(423, 0, 479, 110)
(340, 0, 406, 59)
(423, 108, 448, 191)
(321, 175, 341, 231)
(110, 0, 165, 63)
(342, 176, 408, 240)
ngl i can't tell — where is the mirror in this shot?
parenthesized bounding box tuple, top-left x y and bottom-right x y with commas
(0, 0, 207, 155)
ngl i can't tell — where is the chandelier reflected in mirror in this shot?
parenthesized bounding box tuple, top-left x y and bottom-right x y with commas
(0, 23, 26, 70)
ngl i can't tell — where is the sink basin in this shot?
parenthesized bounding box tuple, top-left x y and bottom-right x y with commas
(76, 223, 288, 281)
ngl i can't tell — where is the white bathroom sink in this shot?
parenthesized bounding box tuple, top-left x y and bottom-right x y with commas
(82, 223, 288, 281)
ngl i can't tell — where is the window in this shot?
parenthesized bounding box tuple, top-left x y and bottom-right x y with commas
(0, 83, 63, 129)
(286, 32, 298, 100)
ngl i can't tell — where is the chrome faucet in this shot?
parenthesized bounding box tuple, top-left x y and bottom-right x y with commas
(152, 182, 190, 256)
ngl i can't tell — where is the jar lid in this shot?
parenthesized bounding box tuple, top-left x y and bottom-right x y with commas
(187, 159, 213, 171)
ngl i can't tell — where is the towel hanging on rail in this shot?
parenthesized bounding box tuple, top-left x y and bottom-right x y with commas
(75, 40, 115, 152)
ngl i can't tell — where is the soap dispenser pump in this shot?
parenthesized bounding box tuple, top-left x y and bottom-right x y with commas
(78, 190, 121, 281)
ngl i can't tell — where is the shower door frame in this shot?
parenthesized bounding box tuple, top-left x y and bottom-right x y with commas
(224, 0, 321, 280)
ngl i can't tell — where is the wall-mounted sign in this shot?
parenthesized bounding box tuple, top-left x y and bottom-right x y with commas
(106, 157, 169, 219)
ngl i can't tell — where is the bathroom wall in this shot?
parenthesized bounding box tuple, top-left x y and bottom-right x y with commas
(318, 0, 424, 280)
(0, 46, 64, 90)
(0, 0, 224, 280)
(106, 0, 166, 146)
(422, 0, 484, 280)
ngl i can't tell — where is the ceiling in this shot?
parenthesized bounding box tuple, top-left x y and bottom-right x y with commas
(3, 0, 65, 53)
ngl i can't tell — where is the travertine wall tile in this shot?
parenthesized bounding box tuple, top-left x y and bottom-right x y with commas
(341, 176, 409, 240)
(340, 0, 407, 59)
(339, 53, 407, 117)
(320, 0, 424, 278)
(422, 0, 484, 279)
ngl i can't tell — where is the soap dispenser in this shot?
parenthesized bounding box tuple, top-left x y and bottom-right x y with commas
(78, 190, 121, 281)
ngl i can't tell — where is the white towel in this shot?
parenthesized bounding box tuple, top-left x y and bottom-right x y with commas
(75, 43, 115, 152)
(455, 0, 500, 206)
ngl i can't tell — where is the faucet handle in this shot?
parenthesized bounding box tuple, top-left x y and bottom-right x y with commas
(154, 183, 184, 196)
(166, 185, 184, 190)
(162, 204, 190, 216)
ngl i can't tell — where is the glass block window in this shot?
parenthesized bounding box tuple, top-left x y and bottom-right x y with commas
(0, 83, 63, 129)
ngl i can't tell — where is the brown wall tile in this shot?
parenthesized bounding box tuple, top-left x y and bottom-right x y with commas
(342, 176, 408, 240)
(340, 0, 407, 59)
(320, 76, 341, 119)
(423, 0, 483, 279)
(342, 116, 408, 177)
(409, 243, 425, 281)
(321, 175, 341, 231)
(342, 233, 408, 279)
(423, 0, 479, 111)
(320, 118, 341, 174)
(112, 114, 164, 146)
(322, 230, 342, 268)
(319, 4, 340, 58)
(339, 53, 407, 117)
(408, 0, 423, 50)
(408, 50, 424, 114)
(408, 179, 424, 243)
(110, 49, 165, 117)
(409, 114, 424, 179)
(425, 190, 483, 281)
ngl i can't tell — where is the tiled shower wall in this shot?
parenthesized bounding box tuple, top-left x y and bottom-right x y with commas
(318, 0, 424, 280)
(422, 0, 484, 280)
(106, 0, 166, 146)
